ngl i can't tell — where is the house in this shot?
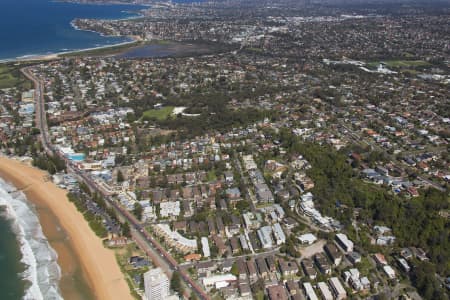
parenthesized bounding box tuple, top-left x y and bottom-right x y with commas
(347, 251, 362, 264)
(335, 233, 353, 253)
(328, 277, 347, 300)
(285, 280, 300, 296)
(397, 258, 411, 272)
(266, 256, 277, 273)
(236, 259, 248, 280)
(129, 256, 150, 269)
(256, 257, 269, 279)
(239, 281, 252, 297)
(239, 234, 250, 252)
(301, 259, 317, 280)
(202, 274, 237, 288)
(216, 216, 225, 235)
(317, 282, 333, 300)
(258, 226, 274, 249)
(411, 247, 428, 261)
(226, 187, 241, 199)
(303, 282, 318, 300)
(400, 248, 413, 260)
(267, 284, 288, 300)
(279, 259, 298, 277)
(383, 265, 396, 280)
(298, 233, 317, 245)
(107, 236, 128, 247)
(197, 261, 217, 274)
(272, 223, 286, 245)
(246, 260, 258, 282)
(373, 253, 387, 266)
(230, 237, 241, 254)
(184, 254, 201, 262)
(324, 243, 342, 266)
(224, 171, 234, 184)
(212, 235, 227, 256)
(314, 253, 331, 275)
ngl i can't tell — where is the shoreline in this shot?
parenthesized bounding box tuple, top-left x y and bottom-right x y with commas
(0, 36, 139, 64)
(0, 156, 133, 300)
(0, 2, 148, 63)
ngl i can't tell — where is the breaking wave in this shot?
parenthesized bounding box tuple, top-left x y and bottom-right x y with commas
(0, 178, 62, 300)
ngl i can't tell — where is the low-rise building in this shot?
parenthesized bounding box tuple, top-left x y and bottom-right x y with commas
(328, 277, 347, 300)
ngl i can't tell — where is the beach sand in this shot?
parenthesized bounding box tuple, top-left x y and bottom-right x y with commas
(0, 157, 133, 300)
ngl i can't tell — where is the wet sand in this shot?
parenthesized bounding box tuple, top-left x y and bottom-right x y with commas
(0, 157, 132, 300)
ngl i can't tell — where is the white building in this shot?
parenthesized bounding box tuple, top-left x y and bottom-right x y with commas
(317, 282, 333, 300)
(329, 277, 347, 300)
(272, 223, 286, 245)
(203, 274, 237, 288)
(383, 265, 396, 279)
(144, 268, 170, 300)
(201, 237, 211, 258)
(303, 282, 318, 300)
(335, 233, 354, 253)
(160, 201, 181, 217)
(257, 226, 273, 249)
(298, 233, 317, 245)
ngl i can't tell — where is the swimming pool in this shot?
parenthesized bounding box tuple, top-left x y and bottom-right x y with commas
(67, 153, 86, 162)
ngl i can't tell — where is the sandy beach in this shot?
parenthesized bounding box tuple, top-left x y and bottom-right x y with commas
(0, 157, 132, 300)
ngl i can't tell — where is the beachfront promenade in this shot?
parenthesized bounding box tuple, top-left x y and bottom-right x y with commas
(22, 67, 210, 300)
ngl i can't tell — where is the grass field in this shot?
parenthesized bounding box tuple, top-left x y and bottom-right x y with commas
(367, 60, 430, 69)
(142, 106, 174, 121)
(0, 64, 34, 90)
(0, 65, 21, 89)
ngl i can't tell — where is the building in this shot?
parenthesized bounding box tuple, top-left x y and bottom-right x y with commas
(303, 282, 318, 300)
(328, 277, 347, 300)
(272, 223, 286, 245)
(267, 284, 288, 300)
(203, 274, 237, 288)
(153, 224, 197, 253)
(144, 268, 170, 300)
(257, 226, 274, 249)
(298, 233, 317, 245)
(335, 233, 354, 253)
(397, 258, 411, 272)
(314, 253, 331, 275)
(383, 265, 396, 280)
(201, 237, 211, 258)
(279, 259, 298, 277)
(302, 258, 317, 280)
(324, 243, 342, 266)
(317, 282, 333, 300)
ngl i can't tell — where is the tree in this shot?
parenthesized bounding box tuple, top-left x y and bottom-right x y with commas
(133, 202, 143, 221)
(411, 261, 449, 300)
(189, 294, 199, 300)
(230, 262, 239, 276)
(170, 271, 184, 295)
(117, 169, 125, 183)
(121, 222, 131, 238)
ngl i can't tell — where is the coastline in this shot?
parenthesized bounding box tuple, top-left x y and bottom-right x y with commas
(0, 157, 133, 300)
(0, 1, 147, 63)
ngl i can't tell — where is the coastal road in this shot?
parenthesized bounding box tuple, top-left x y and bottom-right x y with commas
(23, 67, 211, 300)
(21, 67, 52, 156)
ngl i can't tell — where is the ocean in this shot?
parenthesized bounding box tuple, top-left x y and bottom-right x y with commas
(0, 178, 62, 300)
(0, 0, 145, 61)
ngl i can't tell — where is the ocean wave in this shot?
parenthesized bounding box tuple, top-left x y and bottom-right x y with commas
(0, 178, 62, 300)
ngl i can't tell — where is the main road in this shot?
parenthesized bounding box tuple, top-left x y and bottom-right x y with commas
(22, 67, 211, 300)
